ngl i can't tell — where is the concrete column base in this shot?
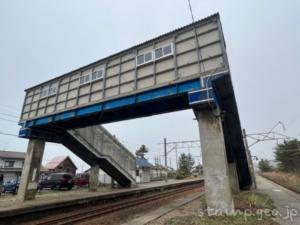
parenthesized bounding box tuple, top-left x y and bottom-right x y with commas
(18, 139, 45, 201)
(194, 109, 234, 213)
(228, 162, 240, 194)
(89, 165, 99, 192)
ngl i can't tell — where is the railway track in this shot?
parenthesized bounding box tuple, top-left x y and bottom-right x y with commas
(31, 182, 203, 225)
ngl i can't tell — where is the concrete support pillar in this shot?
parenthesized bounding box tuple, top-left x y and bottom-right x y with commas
(228, 162, 240, 194)
(18, 139, 45, 201)
(111, 179, 115, 188)
(89, 165, 99, 192)
(194, 109, 234, 213)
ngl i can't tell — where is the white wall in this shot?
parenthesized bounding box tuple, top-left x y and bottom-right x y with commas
(0, 158, 24, 168)
(99, 169, 112, 184)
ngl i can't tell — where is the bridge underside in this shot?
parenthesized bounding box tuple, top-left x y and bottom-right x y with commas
(19, 73, 252, 189)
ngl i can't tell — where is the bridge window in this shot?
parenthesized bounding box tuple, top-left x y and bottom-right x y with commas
(155, 48, 163, 59)
(136, 51, 153, 66)
(91, 69, 104, 81)
(154, 43, 173, 60)
(137, 55, 144, 65)
(40, 89, 48, 98)
(137, 43, 174, 66)
(80, 68, 104, 85)
(40, 84, 58, 99)
(144, 52, 153, 62)
(48, 86, 57, 96)
(79, 76, 85, 84)
(79, 74, 91, 85)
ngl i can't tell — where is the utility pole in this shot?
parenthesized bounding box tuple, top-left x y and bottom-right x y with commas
(164, 138, 168, 182)
(243, 129, 257, 189)
(175, 145, 178, 170)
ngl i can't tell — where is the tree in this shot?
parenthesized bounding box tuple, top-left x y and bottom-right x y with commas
(258, 159, 273, 172)
(135, 144, 148, 158)
(177, 153, 194, 178)
(274, 139, 300, 172)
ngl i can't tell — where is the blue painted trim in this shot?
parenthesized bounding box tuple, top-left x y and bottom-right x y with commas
(103, 96, 135, 110)
(19, 128, 30, 137)
(54, 111, 76, 122)
(137, 85, 177, 103)
(22, 79, 202, 129)
(178, 80, 201, 93)
(35, 117, 53, 126)
(188, 89, 214, 104)
(77, 104, 103, 116)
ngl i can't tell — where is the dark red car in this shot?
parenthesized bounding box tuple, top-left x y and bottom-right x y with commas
(38, 172, 74, 190)
(74, 173, 89, 187)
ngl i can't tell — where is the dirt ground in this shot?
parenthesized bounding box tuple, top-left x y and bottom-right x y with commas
(147, 195, 205, 225)
(148, 191, 279, 225)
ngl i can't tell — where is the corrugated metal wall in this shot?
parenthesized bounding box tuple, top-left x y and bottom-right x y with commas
(21, 17, 227, 121)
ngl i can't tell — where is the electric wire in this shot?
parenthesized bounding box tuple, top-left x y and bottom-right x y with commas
(187, 0, 205, 73)
(0, 117, 18, 123)
(0, 112, 19, 119)
(0, 131, 18, 137)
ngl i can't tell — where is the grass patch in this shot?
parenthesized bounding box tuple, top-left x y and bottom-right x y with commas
(165, 214, 278, 225)
(163, 191, 279, 225)
(234, 191, 275, 211)
(261, 171, 300, 193)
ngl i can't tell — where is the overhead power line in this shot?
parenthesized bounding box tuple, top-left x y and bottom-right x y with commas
(0, 117, 18, 123)
(0, 104, 20, 112)
(0, 112, 19, 119)
(0, 131, 18, 137)
(187, 0, 195, 23)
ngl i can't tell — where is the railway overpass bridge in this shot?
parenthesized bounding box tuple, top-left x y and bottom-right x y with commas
(17, 13, 252, 212)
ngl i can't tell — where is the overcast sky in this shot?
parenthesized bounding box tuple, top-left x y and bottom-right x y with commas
(0, 0, 299, 171)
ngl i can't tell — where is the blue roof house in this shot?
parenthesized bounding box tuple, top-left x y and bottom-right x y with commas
(136, 157, 152, 183)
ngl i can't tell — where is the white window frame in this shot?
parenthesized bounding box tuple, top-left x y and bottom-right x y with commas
(40, 89, 48, 99)
(91, 68, 104, 81)
(48, 85, 57, 96)
(136, 42, 174, 67)
(39, 83, 58, 99)
(154, 43, 174, 60)
(79, 74, 91, 86)
(136, 50, 154, 67)
(79, 68, 105, 86)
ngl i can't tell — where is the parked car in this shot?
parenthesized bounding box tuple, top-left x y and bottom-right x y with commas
(74, 173, 89, 187)
(38, 172, 74, 190)
(2, 180, 19, 194)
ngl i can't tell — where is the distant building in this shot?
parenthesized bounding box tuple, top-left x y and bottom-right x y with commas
(191, 164, 203, 177)
(0, 150, 25, 182)
(45, 156, 77, 175)
(85, 168, 112, 185)
(150, 165, 168, 181)
(136, 157, 152, 183)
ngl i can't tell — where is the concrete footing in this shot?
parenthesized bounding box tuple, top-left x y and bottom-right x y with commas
(18, 139, 45, 201)
(194, 110, 234, 213)
(89, 165, 99, 192)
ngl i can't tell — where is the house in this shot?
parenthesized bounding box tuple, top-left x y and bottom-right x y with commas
(45, 156, 77, 175)
(136, 157, 153, 183)
(150, 165, 168, 181)
(191, 164, 203, 177)
(0, 150, 25, 182)
(85, 168, 112, 185)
